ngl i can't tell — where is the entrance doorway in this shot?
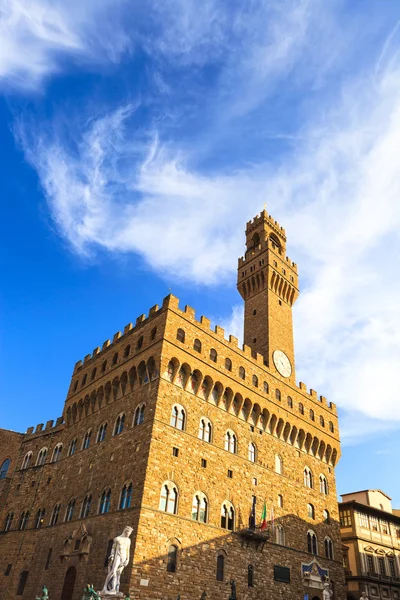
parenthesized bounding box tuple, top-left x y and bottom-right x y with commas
(312, 597, 321, 600)
(61, 566, 77, 600)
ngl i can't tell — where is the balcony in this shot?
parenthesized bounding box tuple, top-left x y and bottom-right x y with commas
(235, 527, 270, 550)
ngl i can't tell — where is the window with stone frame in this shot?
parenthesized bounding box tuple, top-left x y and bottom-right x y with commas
(276, 524, 285, 545)
(309, 409, 315, 421)
(366, 554, 375, 573)
(170, 405, 186, 430)
(97, 423, 107, 443)
(4, 512, 13, 532)
(114, 414, 125, 436)
(133, 404, 145, 426)
(216, 554, 225, 581)
(99, 490, 111, 514)
(307, 504, 315, 519)
(370, 515, 379, 532)
(239, 366, 245, 380)
(324, 537, 334, 559)
(329, 421, 334, 432)
(275, 389, 281, 401)
(159, 482, 178, 514)
(210, 348, 217, 362)
(220, 502, 235, 531)
(389, 558, 397, 578)
(299, 403, 304, 415)
(320, 415, 325, 427)
(287, 396, 293, 408)
(378, 557, 387, 576)
(263, 381, 269, 394)
(304, 468, 313, 488)
(82, 430, 91, 450)
(65, 499, 75, 522)
(21, 452, 32, 470)
(224, 430, 237, 454)
(252, 375, 258, 387)
(191, 493, 208, 523)
(50, 504, 60, 526)
(275, 454, 283, 474)
(307, 531, 318, 555)
(51, 444, 62, 463)
(198, 418, 212, 443)
(319, 475, 328, 495)
(120, 483, 132, 510)
(193, 339, 202, 353)
(36, 447, 48, 466)
(68, 438, 77, 457)
(380, 521, 389, 535)
(19, 511, 29, 530)
(176, 328, 185, 343)
(167, 545, 178, 572)
(248, 442, 256, 463)
(0, 458, 10, 479)
(225, 358, 232, 371)
(34, 508, 45, 529)
(80, 494, 92, 518)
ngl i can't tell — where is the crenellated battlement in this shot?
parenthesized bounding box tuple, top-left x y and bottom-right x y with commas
(238, 250, 298, 271)
(246, 209, 286, 239)
(69, 293, 335, 415)
(25, 416, 64, 438)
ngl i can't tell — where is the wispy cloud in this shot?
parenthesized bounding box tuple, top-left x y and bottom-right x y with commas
(13, 2, 400, 437)
(0, 0, 131, 90)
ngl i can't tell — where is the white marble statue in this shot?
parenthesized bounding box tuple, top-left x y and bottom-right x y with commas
(360, 593, 369, 600)
(323, 583, 333, 600)
(101, 526, 133, 596)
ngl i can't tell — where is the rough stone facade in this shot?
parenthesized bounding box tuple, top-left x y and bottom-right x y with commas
(0, 209, 345, 600)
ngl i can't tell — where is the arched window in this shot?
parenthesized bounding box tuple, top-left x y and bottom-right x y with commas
(167, 544, 178, 572)
(299, 403, 304, 415)
(319, 475, 328, 495)
(68, 438, 77, 456)
(304, 467, 313, 488)
(4, 512, 13, 532)
(324, 537, 334, 559)
(287, 396, 293, 408)
(323, 509, 330, 524)
(252, 375, 258, 387)
(0, 458, 10, 479)
(210, 348, 217, 362)
(191, 493, 208, 523)
(193, 339, 202, 352)
(159, 482, 178, 514)
(134, 404, 145, 426)
(97, 423, 107, 443)
(247, 564, 254, 587)
(124, 345, 131, 358)
(224, 430, 237, 454)
(307, 530, 318, 555)
(51, 444, 62, 463)
(309, 409, 315, 421)
(34, 508, 45, 529)
(220, 502, 235, 531)
(36, 448, 48, 466)
(73, 380, 79, 391)
(198, 418, 212, 443)
(112, 352, 119, 366)
(50, 504, 60, 526)
(320, 415, 325, 427)
(275, 389, 281, 401)
(216, 554, 225, 581)
(275, 454, 283, 474)
(151, 327, 157, 340)
(81, 374, 87, 386)
(114, 414, 125, 436)
(276, 524, 285, 545)
(136, 335, 144, 351)
(101, 360, 107, 372)
(248, 442, 256, 463)
(307, 504, 315, 519)
(263, 381, 269, 394)
(239, 366, 245, 380)
(65, 499, 75, 522)
(21, 452, 32, 470)
(170, 405, 186, 430)
(99, 489, 111, 514)
(82, 430, 91, 450)
(19, 511, 29, 530)
(176, 328, 185, 343)
(91, 367, 97, 380)
(329, 421, 334, 433)
(225, 358, 232, 371)
(80, 494, 92, 519)
(120, 483, 132, 510)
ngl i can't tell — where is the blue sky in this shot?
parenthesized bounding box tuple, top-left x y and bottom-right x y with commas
(1, 0, 400, 504)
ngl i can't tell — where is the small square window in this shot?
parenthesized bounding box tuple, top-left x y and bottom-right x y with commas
(274, 261, 277, 267)
(227, 470, 233, 479)
(279, 300, 282, 305)
(201, 458, 207, 468)
(253, 309, 257, 316)
(31, 481, 35, 487)
(250, 425, 254, 432)
(5, 564, 12, 576)
(253, 337, 257, 343)
(172, 447, 179, 457)
(252, 477, 258, 486)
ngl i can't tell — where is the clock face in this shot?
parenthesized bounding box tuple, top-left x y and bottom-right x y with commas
(273, 350, 292, 378)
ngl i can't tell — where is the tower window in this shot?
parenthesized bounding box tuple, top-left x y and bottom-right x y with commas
(112, 352, 118, 365)
(253, 309, 257, 315)
(167, 545, 178, 572)
(193, 339, 202, 352)
(239, 366, 245, 380)
(176, 328, 185, 343)
(225, 358, 232, 371)
(275, 389, 281, 401)
(210, 348, 217, 362)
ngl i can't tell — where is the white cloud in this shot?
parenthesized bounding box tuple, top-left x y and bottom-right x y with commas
(15, 8, 400, 437)
(0, 0, 130, 90)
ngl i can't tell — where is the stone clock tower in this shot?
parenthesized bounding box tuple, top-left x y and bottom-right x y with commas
(237, 209, 299, 382)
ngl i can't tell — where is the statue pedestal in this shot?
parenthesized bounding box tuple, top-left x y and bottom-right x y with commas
(98, 592, 124, 599)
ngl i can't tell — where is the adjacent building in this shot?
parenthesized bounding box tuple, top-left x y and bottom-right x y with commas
(0, 209, 345, 600)
(340, 490, 400, 600)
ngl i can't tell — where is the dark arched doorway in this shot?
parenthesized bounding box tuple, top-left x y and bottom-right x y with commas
(61, 566, 77, 600)
(311, 596, 321, 600)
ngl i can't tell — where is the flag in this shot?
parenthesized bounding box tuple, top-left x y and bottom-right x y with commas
(260, 501, 267, 530)
(271, 505, 275, 533)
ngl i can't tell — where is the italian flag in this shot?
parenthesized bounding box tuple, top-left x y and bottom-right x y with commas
(260, 501, 267, 530)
